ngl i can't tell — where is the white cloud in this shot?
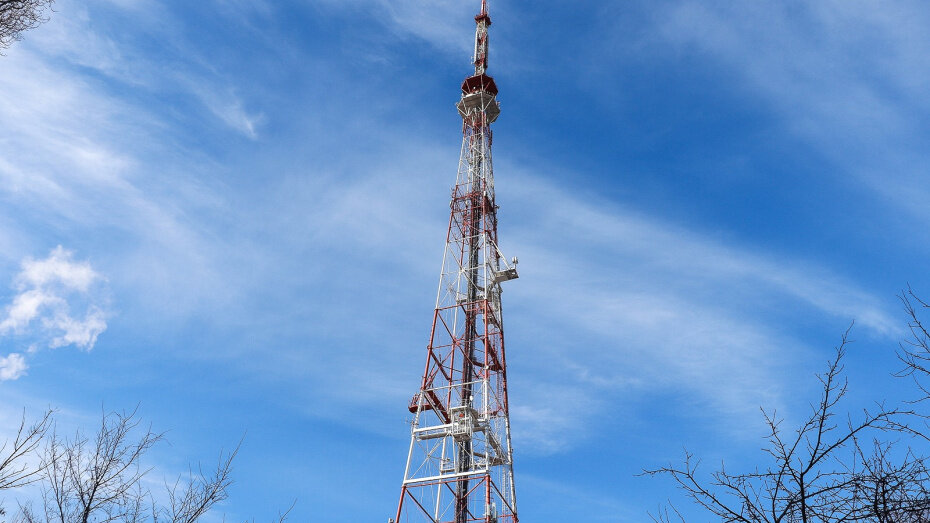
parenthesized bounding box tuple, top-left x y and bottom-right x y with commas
(0, 290, 61, 334)
(313, 0, 475, 54)
(0, 0, 904, 459)
(237, 144, 899, 453)
(17, 245, 100, 292)
(19, 0, 263, 140)
(511, 174, 898, 336)
(0, 353, 27, 381)
(0, 12, 240, 318)
(0, 247, 108, 353)
(653, 0, 930, 220)
(495, 170, 899, 448)
(47, 307, 108, 350)
(510, 383, 602, 454)
(191, 86, 263, 139)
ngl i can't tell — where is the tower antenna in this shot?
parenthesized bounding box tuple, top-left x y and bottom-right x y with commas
(392, 0, 519, 522)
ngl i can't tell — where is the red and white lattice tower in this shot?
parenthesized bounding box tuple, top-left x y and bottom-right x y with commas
(393, 1, 519, 522)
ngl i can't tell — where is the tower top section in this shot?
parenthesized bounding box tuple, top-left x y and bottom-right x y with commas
(458, 0, 500, 123)
(472, 0, 491, 76)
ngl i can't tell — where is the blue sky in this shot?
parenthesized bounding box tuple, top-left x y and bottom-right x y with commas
(1, 0, 930, 520)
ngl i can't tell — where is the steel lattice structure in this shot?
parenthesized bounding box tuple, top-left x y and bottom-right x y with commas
(393, 2, 519, 522)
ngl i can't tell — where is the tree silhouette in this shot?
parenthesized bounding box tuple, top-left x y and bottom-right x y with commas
(0, 0, 54, 51)
(645, 328, 930, 522)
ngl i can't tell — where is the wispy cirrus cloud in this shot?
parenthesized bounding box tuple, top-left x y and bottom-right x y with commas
(496, 169, 899, 450)
(233, 138, 898, 453)
(313, 0, 475, 54)
(653, 0, 930, 220)
(0, 0, 903, 457)
(0, 5, 246, 318)
(22, 0, 263, 140)
(190, 85, 263, 140)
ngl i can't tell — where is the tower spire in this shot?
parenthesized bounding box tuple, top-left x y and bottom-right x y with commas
(392, 1, 518, 522)
(473, 0, 491, 76)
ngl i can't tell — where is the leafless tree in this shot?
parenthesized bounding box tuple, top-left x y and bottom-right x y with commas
(898, 287, 930, 401)
(0, 0, 54, 50)
(17, 407, 161, 522)
(158, 445, 238, 523)
(11, 407, 289, 523)
(0, 409, 52, 491)
(644, 330, 930, 522)
(848, 439, 930, 520)
(0, 409, 53, 516)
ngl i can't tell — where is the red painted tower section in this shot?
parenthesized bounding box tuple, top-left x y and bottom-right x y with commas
(393, 2, 519, 522)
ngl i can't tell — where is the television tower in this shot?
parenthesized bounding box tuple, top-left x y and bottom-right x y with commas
(393, 1, 519, 522)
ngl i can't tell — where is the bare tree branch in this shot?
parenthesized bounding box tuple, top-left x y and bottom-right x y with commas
(0, 408, 52, 490)
(0, 0, 54, 50)
(9, 408, 291, 522)
(897, 286, 930, 402)
(645, 329, 929, 522)
(161, 441, 238, 523)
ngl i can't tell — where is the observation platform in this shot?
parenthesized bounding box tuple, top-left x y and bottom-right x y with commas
(457, 73, 501, 123)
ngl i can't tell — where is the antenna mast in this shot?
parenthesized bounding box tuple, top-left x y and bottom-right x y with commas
(393, 1, 519, 522)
